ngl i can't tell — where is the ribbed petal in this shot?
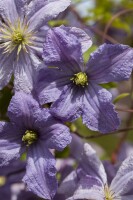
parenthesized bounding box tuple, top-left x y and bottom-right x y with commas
(79, 143, 107, 185)
(121, 196, 133, 200)
(36, 67, 72, 105)
(0, 122, 23, 166)
(8, 92, 41, 129)
(0, 0, 18, 23)
(28, 0, 71, 31)
(14, 51, 41, 93)
(51, 85, 82, 122)
(57, 25, 92, 53)
(71, 178, 104, 200)
(82, 83, 120, 133)
(57, 170, 79, 199)
(0, 50, 14, 90)
(87, 44, 133, 84)
(110, 155, 133, 196)
(23, 142, 57, 200)
(43, 26, 83, 73)
(31, 107, 71, 151)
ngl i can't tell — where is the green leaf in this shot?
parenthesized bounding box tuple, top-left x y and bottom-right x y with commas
(100, 82, 117, 89)
(113, 93, 130, 104)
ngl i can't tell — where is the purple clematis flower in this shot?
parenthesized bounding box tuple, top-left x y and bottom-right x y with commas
(0, 0, 71, 93)
(35, 26, 133, 133)
(57, 143, 133, 200)
(0, 92, 71, 199)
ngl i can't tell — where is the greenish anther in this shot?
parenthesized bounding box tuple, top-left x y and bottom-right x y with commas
(0, 176, 6, 187)
(22, 130, 38, 146)
(71, 72, 88, 87)
(12, 31, 24, 44)
(104, 185, 114, 200)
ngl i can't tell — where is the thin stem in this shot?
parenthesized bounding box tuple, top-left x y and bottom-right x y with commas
(75, 127, 133, 140)
(69, 6, 119, 44)
(102, 8, 133, 42)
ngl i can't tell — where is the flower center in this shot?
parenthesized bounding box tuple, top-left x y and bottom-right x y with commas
(22, 130, 38, 147)
(71, 72, 88, 87)
(0, 18, 35, 56)
(104, 185, 115, 200)
(0, 176, 6, 187)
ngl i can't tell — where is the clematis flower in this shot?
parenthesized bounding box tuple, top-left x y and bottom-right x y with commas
(0, 0, 71, 92)
(0, 92, 71, 199)
(36, 26, 133, 133)
(57, 143, 133, 200)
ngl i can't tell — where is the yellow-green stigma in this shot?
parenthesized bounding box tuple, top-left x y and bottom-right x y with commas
(0, 176, 6, 187)
(0, 18, 35, 56)
(71, 72, 88, 87)
(22, 130, 38, 147)
(104, 185, 115, 200)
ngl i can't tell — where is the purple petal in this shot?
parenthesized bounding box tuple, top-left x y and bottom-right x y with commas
(0, 50, 14, 90)
(87, 44, 133, 83)
(8, 92, 41, 129)
(58, 25, 92, 53)
(43, 26, 83, 73)
(71, 175, 104, 200)
(0, 122, 23, 166)
(23, 143, 57, 200)
(28, 0, 71, 31)
(0, 0, 18, 23)
(42, 120, 71, 151)
(35, 67, 71, 105)
(51, 85, 82, 122)
(78, 143, 107, 185)
(110, 155, 133, 196)
(14, 50, 41, 93)
(57, 170, 78, 199)
(82, 83, 120, 133)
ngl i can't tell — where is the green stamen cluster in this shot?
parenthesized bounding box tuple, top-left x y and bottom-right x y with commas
(22, 130, 38, 146)
(71, 72, 88, 87)
(0, 176, 6, 187)
(0, 18, 35, 56)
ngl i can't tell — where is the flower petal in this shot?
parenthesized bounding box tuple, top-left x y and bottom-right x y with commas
(0, 122, 23, 166)
(43, 26, 83, 73)
(42, 118, 71, 151)
(82, 83, 120, 133)
(110, 155, 133, 196)
(79, 143, 107, 185)
(0, 51, 14, 90)
(28, 0, 71, 31)
(0, 0, 18, 23)
(87, 44, 133, 83)
(51, 85, 82, 122)
(14, 51, 41, 93)
(23, 143, 57, 199)
(8, 92, 41, 129)
(57, 170, 79, 199)
(58, 25, 92, 53)
(35, 67, 71, 105)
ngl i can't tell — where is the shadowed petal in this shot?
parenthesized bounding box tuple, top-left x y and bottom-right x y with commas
(58, 25, 92, 53)
(82, 83, 120, 133)
(35, 67, 71, 105)
(51, 85, 82, 122)
(28, 0, 71, 31)
(0, 122, 23, 166)
(43, 26, 83, 73)
(23, 142, 57, 200)
(87, 44, 133, 83)
(8, 92, 41, 129)
(0, 50, 14, 90)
